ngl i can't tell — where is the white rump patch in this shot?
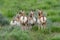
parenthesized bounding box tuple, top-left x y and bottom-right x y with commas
(28, 17, 36, 24)
(10, 20, 20, 26)
(40, 17, 47, 23)
(20, 16, 27, 23)
(37, 19, 41, 24)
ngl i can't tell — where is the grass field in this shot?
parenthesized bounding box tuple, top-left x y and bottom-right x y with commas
(0, 0, 60, 40)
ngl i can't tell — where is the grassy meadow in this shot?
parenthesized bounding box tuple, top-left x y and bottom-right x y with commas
(0, 0, 60, 40)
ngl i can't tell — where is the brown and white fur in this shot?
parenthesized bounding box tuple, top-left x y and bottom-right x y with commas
(10, 10, 23, 26)
(10, 16, 21, 26)
(19, 11, 28, 25)
(19, 11, 28, 30)
(28, 11, 36, 29)
(37, 10, 47, 30)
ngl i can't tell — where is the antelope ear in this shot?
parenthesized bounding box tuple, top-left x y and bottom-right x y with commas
(22, 11, 25, 13)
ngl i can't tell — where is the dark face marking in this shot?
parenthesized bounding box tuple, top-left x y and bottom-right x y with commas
(13, 20, 15, 23)
(30, 14, 33, 18)
(38, 13, 40, 16)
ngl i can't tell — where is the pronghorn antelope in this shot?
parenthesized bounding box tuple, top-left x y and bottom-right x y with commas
(10, 10, 23, 26)
(28, 11, 36, 25)
(37, 10, 47, 30)
(19, 11, 28, 25)
(10, 16, 21, 26)
(10, 10, 47, 30)
(19, 10, 28, 30)
(28, 11, 36, 29)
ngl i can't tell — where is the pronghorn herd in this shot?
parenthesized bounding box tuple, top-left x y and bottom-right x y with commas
(10, 10, 47, 30)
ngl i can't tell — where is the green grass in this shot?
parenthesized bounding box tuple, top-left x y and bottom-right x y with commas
(0, 0, 60, 18)
(51, 26, 60, 32)
(0, 0, 60, 40)
(0, 26, 51, 40)
(48, 16, 60, 22)
(51, 34, 60, 40)
(0, 26, 32, 40)
(47, 10, 60, 16)
(0, 25, 60, 40)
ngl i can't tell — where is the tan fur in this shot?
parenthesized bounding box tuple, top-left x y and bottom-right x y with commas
(37, 10, 47, 30)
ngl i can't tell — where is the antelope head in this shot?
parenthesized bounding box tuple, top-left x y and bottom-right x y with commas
(38, 10, 43, 17)
(30, 11, 34, 17)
